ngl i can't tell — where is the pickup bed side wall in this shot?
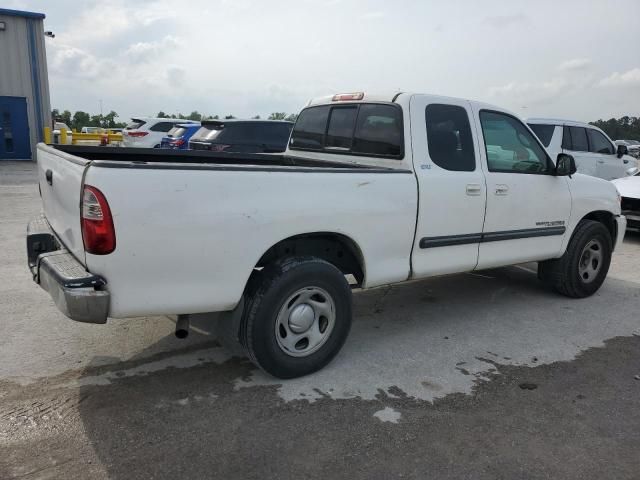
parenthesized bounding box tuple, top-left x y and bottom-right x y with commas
(83, 166, 418, 317)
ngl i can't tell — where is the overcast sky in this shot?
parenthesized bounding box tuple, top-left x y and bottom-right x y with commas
(7, 0, 640, 122)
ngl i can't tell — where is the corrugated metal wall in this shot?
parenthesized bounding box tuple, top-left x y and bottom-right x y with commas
(0, 12, 51, 160)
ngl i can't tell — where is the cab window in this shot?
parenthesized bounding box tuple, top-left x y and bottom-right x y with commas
(480, 111, 550, 174)
(425, 104, 475, 171)
(290, 103, 403, 158)
(289, 106, 330, 150)
(351, 105, 402, 157)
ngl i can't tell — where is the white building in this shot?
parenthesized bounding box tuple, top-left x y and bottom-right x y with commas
(0, 8, 51, 161)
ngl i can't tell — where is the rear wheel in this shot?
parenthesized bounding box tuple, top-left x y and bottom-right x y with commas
(538, 220, 612, 298)
(241, 256, 352, 379)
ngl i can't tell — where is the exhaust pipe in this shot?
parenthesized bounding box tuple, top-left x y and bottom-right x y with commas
(175, 314, 190, 339)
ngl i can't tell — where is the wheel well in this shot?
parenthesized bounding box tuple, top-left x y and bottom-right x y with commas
(256, 233, 365, 286)
(582, 211, 617, 243)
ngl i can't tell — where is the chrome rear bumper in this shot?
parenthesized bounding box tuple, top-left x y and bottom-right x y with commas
(27, 215, 109, 324)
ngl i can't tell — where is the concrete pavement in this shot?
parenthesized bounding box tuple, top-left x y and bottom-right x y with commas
(1, 161, 639, 479)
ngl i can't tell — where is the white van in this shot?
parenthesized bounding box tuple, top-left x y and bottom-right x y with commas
(527, 118, 638, 180)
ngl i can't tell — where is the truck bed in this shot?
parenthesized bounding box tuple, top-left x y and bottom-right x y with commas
(52, 145, 399, 172)
(36, 142, 417, 317)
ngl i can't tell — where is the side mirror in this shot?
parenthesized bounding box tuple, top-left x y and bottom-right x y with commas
(617, 144, 628, 158)
(555, 153, 577, 177)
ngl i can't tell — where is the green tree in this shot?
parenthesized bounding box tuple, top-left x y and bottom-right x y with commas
(157, 111, 169, 118)
(252, 115, 261, 119)
(61, 110, 72, 127)
(224, 115, 236, 119)
(285, 113, 298, 122)
(72, 111, 91, 131)
(187, 111, 202, 121)
(268, 112, 287, 120)
(590, 116, 640, 141)
(102, 111, 120, 128)
(90, 114, 104, 127)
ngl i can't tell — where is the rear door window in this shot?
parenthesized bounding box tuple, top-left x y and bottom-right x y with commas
(425, 104, 475, 171)
(587, 129, 614, 154)
(352, 104, 402, 157)
(290, 106, 330, 150)
(528, 124, 555, 147)
(568, 127, 588, 152)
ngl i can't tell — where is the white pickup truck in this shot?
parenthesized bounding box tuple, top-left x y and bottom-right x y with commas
(28, 92, 625, 378)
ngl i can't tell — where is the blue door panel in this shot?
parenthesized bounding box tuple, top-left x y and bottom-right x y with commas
(0, 96, 31, 160)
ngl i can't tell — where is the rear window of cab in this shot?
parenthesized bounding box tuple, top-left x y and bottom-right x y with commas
(290, 103, 403, 159)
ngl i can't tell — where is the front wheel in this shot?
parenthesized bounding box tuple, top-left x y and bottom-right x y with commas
(240, 256, 352, 379)
(538, 220, 612, 298)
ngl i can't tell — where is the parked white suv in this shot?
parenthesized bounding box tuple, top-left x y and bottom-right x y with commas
(122, 117, 197, 148)
(527, 118, 638, 180)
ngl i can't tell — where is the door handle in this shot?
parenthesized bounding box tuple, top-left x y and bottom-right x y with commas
(45, 169, 53, 185)
(597, 160, 605, 164)
(623, 159, 629, 164)
(495, 184, 509, 196)
(465, 183, 481, 196)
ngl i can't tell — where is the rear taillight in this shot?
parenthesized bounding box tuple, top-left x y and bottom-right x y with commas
(171, 138, 185, 147)
(81, 185, 116, 255)
(127, 131, 148, 137)
(210, 144, 231, 152)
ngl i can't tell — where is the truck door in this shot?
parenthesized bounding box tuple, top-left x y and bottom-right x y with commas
(409, 96, 487, 277)
(474, 109, 571, 269)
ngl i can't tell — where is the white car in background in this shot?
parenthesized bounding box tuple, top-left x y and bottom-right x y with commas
(527, 118, 638, 180)
(52, 122, 72, 144)
(122, 117, 198, 148)
(612, 171, 640, 231)
(615, 139, 640, 159)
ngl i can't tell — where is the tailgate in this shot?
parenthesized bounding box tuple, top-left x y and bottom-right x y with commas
(37, 144, 88, 265)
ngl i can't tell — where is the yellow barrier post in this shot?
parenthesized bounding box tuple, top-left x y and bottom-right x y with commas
(44, 127, 51, 144)
(60, 128, 68, 145)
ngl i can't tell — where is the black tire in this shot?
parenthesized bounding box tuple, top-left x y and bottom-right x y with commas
(538, 220, 612, 298)
(240, 256, 352, 379)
